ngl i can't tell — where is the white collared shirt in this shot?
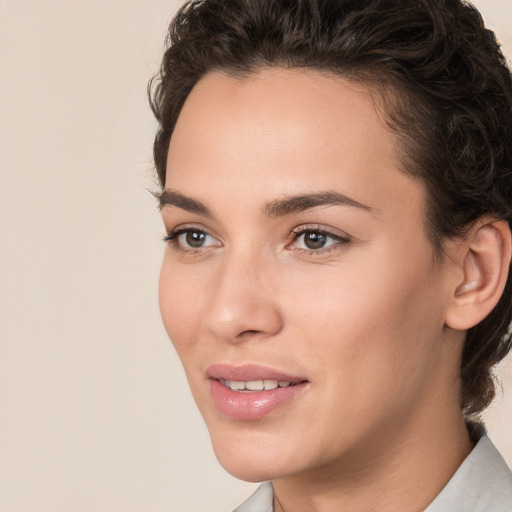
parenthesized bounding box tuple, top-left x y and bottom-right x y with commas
(232, 435, 512, 511)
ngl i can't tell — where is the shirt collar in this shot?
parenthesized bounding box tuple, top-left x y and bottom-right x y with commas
(425, 434, 512, 512)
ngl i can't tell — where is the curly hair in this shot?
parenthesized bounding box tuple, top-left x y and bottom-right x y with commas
(149, 0, 512, 418)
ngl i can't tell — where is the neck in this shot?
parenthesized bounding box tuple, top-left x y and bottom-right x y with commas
(272, 410, 473, 512)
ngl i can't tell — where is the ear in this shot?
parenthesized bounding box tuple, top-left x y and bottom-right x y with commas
(445, 220, 511, 331)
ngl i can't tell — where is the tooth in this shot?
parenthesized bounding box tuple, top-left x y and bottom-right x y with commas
(264, 379, 278, 390)
(245, 380, 264, 391)
(230, 381, 245, 391)
(278, 381, 291, 387)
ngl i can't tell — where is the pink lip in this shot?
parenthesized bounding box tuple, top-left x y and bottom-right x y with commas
(206, 364, 308, 420)
(206, 363, 305, 383)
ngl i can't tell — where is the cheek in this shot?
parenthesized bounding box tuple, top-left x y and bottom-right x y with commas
(288, 247, 444, 391)
(158, 255, 202, 358)
(276, 259, 444, 462)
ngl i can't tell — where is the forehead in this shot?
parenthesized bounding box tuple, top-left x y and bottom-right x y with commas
(165, 68, 423, 223)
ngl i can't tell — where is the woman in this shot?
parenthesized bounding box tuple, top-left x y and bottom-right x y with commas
(149, 0, 512, 510)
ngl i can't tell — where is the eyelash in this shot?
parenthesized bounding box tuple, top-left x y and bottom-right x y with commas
(288, 225, 351, 256)
(163, 228, 201, 243)
(163, 225, 218, 256)
(163, 224, 351, 256)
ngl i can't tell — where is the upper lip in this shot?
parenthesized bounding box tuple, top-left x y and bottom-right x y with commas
(206, 363, 306, 383)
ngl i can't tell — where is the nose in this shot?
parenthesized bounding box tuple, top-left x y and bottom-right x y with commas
(203, 251, 284, 344)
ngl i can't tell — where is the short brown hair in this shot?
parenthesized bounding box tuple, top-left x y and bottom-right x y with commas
(149, 0, 512, 418)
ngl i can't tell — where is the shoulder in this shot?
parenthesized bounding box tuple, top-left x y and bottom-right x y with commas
(425, 435, 512, 512)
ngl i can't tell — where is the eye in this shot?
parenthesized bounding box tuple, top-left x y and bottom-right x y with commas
(288, 227, 350, 253)
(164, 227, 221, 250)
(294, 231, 333, 250)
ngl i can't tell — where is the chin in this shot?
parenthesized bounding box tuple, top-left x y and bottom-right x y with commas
(218, 459, 275, 483)
(208, 425, 295, 482)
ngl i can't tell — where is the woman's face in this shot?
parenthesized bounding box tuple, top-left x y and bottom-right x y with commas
(159, 69, 460, 482)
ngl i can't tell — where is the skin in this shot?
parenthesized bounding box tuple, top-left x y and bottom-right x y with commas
(159, 69, 475, 512)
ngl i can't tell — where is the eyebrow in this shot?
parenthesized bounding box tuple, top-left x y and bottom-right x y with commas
(262, 191, 372, 217)
(157, 189, 212, 216)
(157, 189, 371, 217)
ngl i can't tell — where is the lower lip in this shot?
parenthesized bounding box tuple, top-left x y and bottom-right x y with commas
(209, 379, 307, 420)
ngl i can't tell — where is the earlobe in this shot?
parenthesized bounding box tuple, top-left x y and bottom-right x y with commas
(445, 220, 511, 331)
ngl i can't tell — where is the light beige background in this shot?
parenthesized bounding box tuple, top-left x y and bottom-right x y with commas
(0, 1, 510, 511)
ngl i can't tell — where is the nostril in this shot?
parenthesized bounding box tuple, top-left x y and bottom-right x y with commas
(204, 289, 284, 343)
